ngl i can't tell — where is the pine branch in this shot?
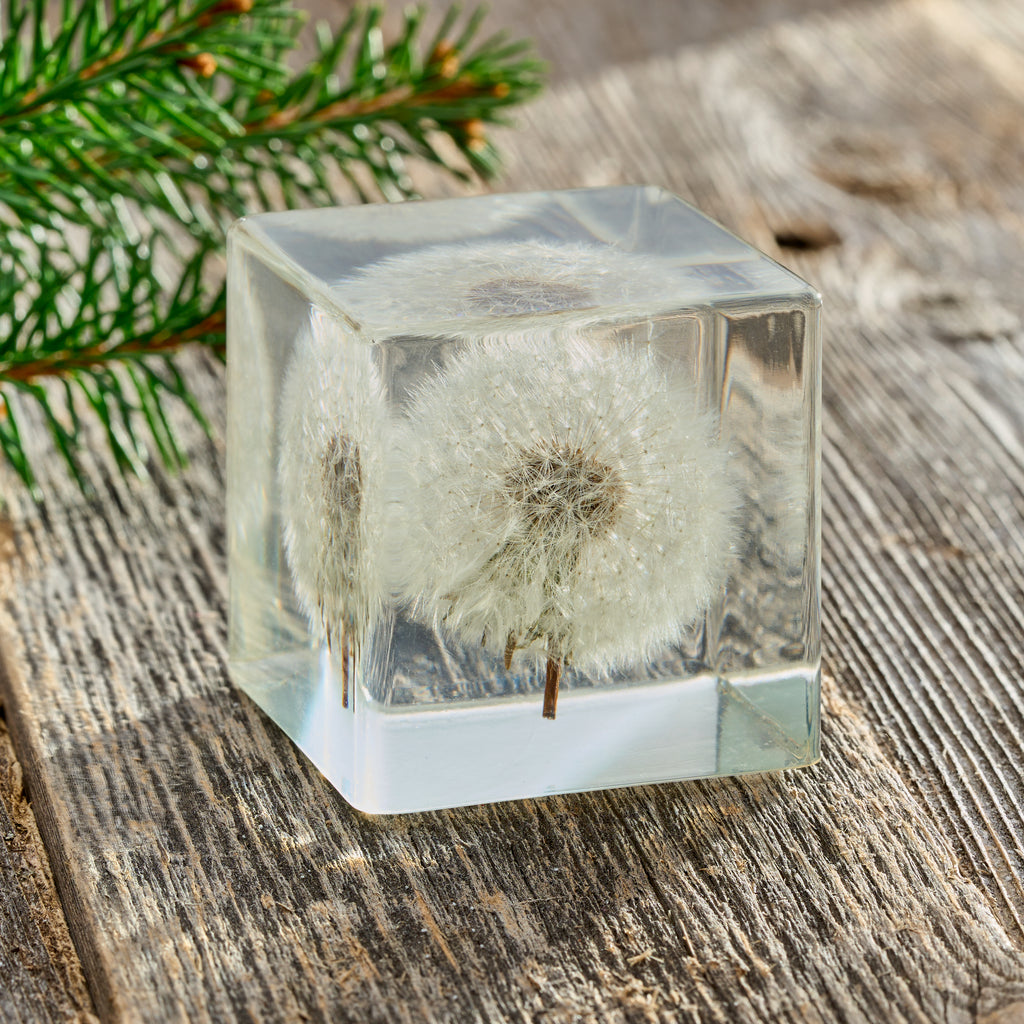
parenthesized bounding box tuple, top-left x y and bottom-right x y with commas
(0, 0, 545, 496)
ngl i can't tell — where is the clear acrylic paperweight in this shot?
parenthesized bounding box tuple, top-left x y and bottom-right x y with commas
(226, 185, 821, 814)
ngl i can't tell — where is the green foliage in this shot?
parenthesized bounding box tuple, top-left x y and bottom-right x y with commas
(0, 0, 544, 496)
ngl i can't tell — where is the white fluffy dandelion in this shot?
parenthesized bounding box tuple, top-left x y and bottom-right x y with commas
(397, 333, 738, 719)
(333, 240, 684, 337)
(277, 308, 390, 706)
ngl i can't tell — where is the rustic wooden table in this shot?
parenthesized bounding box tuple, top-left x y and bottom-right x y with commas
(3, 0, 1024, 1021)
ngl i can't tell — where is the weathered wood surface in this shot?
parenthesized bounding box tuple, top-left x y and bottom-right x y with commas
(308, 0, 864, 84)
(498, 0, 1024, 947)
(2, 0, 1024, 1021)
(0, 713, 96, 1023)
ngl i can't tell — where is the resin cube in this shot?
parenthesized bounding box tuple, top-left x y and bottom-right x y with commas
(226, 185, 821, 814)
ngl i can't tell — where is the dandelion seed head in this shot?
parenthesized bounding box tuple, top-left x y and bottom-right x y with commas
(505, 442, 624, 539)
(277, 310, 389, 648)
(468, 279, 594, 316)
(397, 333, 739, 673)
(334, 241, 682, 337)
(322, 435, 362, 517)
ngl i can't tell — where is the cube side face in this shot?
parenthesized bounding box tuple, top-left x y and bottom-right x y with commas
(712, 295, 821, 779)
(227, 227, 357, 796)
(226, 188, 821, 814)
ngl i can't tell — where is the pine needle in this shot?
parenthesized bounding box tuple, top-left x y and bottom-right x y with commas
(0, 0, 545, 494)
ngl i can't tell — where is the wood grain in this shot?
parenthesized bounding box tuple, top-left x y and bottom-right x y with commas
(301, 0, 872, 83)
(2, 0, 1024, 1021)
(496, 0, 1024, 944)
(0, 712, 97, 1024)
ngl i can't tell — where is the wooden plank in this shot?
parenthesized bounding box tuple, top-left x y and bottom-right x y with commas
(3, 600, 1024, 1023)
(2, 0, 1024, 1021)
(497, 0, 1024, 944)
(0, 713, 97, 1024)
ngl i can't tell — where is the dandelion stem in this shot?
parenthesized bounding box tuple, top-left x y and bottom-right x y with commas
(543, 656, 562, 720)
(503, 632, 516, 671)
(340, 621, 350, 709)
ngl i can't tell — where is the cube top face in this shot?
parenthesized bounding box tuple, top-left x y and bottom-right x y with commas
(234, 185, 817, 337)
(227, 186, 821, 814)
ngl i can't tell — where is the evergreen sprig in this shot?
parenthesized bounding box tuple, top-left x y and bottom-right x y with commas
(0, 0, 544, 495)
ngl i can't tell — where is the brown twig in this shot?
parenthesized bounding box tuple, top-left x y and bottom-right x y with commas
(255, 77, 489, 133)
(34, 71, 501, 183)
(0, 308, 226, 384)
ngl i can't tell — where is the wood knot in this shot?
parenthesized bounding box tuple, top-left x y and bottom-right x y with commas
(773, 221, 841, 252)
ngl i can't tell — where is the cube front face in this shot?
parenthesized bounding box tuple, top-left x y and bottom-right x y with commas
(227, 186, 821, 814)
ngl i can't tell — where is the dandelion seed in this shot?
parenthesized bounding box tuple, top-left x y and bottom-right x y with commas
(277, 309, 390, 707)
(334, 240, 684, 337)
(396, 333, 738, 718)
